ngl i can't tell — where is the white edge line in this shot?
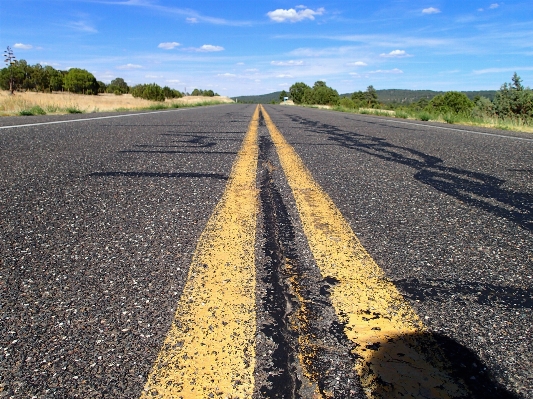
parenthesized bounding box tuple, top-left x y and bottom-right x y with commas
(0, 108, 192, 130)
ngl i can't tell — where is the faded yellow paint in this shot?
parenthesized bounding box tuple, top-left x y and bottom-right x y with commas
(261, 105, 467, 399)
(141, 106, 260, 399)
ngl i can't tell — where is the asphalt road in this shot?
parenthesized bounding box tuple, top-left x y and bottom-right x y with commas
(1, 104, 532, 398)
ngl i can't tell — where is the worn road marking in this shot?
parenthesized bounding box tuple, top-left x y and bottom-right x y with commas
(261, 105, 468, 398)
(141, 106, 260, 398)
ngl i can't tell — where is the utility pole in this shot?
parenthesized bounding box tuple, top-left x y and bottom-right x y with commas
(3, 46, 16, 95)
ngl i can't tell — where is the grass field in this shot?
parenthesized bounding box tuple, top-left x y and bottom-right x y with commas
(331, 105, 533, 134)
(0, 91, 234, 116)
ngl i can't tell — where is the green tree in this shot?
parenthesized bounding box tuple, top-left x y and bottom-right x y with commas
(64, 68, 98, 94)
(279, 90, 288, 101)
(289, 82, 310, 104)
(493, 73, 533, 120)
(191, 88, 202, 96)
(107, 77, 129, 94)
(364, 85, 379, 107)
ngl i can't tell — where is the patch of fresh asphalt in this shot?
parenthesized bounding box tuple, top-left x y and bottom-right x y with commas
(264, 105, 532, 398)
(0, 104, 256, 398)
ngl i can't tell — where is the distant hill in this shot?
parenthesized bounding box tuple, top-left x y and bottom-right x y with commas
(235, 89, 498, 104)
(234, 91, 282, 104)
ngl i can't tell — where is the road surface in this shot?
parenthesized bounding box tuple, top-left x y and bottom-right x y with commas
(1, 104, 531, 398)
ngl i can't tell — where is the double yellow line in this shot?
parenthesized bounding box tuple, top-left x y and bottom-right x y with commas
(141, 105, 466, 398)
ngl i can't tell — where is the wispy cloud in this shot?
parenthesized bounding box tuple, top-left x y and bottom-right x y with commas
(100, 1, 251, 26)
(166, 79, 181, 83)
(473, 66, 533, 74)
(271, 60, 304, 66)
(277, 74, 293, 78)
(13, 43, 33, 50)
(422, 7, 441, 15)
(217, 73, 236, 77)
(347, 61, 367, 66)
(369, 68, 403, 74)
(489, 3, 500, 9)
(267, 6, 325, 23)
(66, 20, 98, 33)
(158, 42, 180, 50)
(116, 63, 143, 70)
(380, 49, 412, 58)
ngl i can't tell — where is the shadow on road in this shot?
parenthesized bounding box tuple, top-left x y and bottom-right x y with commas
(288, 115, 533, 231)
(363, 331, 520, 399)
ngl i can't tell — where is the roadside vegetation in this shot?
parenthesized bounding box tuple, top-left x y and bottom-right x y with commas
(288, 73, 533, 133)
(0, 56, 228, 116)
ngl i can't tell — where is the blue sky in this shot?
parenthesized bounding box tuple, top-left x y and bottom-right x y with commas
(1, 0, 533, 96)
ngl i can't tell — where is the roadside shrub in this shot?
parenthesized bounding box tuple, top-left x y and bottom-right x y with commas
(131, 83, 165, 102)
(395, 110, 409, 119)
(428, 91, 474, 115)
(19, 105, 46, 116)
(113, 89, 122, 96)
(66, 107, 83, 114)
(443, 113, 458, 124)
(339, 97, 355, 109)
(418, 111, 431, 121)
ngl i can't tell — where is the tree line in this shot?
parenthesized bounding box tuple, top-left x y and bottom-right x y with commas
(288, 73, 533, 123)
(0, 59, 219, 101)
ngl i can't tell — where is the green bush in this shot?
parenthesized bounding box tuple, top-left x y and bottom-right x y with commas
(19, 105, 46, 116)
(418, 111, 432, 121)
(339, 97, 355, 109)
(443, 113, 458, 124)
(428, 91, 474, 115)
(395, 110, 409, 119)
(66, 107, 83, 114)
(131, 83, 165, 101)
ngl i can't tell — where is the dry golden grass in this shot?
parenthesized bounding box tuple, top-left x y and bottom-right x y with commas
(0, 91, 234, 116)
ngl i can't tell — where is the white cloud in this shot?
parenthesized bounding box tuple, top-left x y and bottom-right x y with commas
(245, 68, 259, 72)
(422, 7, 441, 14)
(277, 74, 293, 78)
(158, 42, 180, 50)
(348, 61, 367, 66)
(116, 63, 143, 70)
(380, 49, 412, 58)
(489, 3, 499, 9)
(198, 44, 224, 52)
(145, 74, 163, 78)
(217, 73, 236, 77)
(13, 43, 33, 50)
(186, 17, 198, 23)
(267, 7, 325, 22)
(166, 79, 181, 83)
(236, 62, 245, 65)
(271, 60, 304, 66)
(369, 68, 403, 74)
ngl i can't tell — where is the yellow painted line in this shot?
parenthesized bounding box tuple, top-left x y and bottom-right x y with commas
(141, 106, 260, 398)
(261, 105, 468, 398)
